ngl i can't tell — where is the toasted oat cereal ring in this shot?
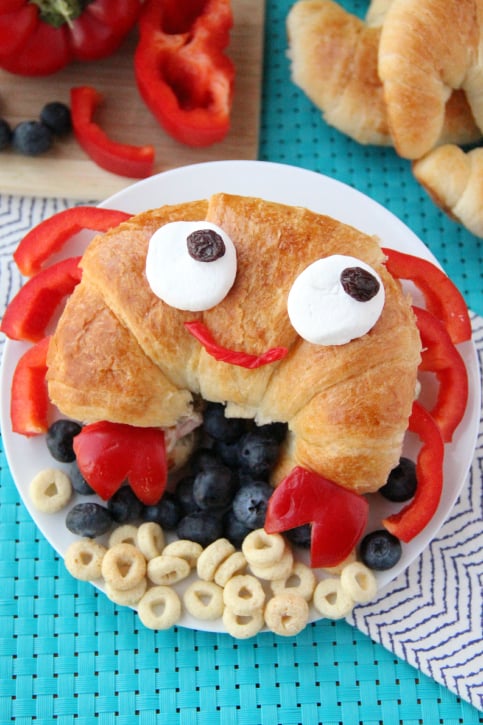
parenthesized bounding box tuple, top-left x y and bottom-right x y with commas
(222, 607, 264, 639)
(322, 549, 357, 575)
(223, 574, 266, 616)
(183, 580, 224, 620)
(29, 468, 72, 513)
(64, 538, 107, 581)
(242, 529, 285, 566)
(313, 578, 354, 620)
(137, 585, 181, 630)
(101, 543, 147, 591)
(105, 577, 148, 606)
(197, 538, 235, 582)
(162, 539, 203, 568)
(249, 546, 293, 581)
(264, 593, 309, 636)
(214, 551, 247, 587)
(108, 524, 138, 548)
(137, 522, 165, 561)
(340, 561, 377, 604)
(270, 561, 316, 601)
(147, 555, 190, 585)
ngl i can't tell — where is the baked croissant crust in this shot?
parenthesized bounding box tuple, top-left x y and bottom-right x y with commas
(46, 194, 421, 494)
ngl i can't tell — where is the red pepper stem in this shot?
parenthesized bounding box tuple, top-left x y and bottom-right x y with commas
(30, 0, 90, 28)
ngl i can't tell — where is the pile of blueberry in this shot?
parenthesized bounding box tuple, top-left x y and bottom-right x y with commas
(0, 101, 71, 156)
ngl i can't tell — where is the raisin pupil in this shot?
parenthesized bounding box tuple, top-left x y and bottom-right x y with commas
(340, 266, 380, 301)
(187, 229, 225, 262)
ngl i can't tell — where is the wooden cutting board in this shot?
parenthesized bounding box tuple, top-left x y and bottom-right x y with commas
(0, 0, 264, 201)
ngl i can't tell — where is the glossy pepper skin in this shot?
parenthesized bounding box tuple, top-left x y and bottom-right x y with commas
(134, 0, 235, 147)
(10, 336, 51, 436)
(0, 0, 142, 76)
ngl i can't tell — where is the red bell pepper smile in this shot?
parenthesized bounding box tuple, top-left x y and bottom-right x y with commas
(184, 320, 288, 369)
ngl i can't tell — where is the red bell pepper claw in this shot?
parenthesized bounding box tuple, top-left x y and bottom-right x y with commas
(264, 466, 369, 568)
(382, 247, 471, 345)
(134, 0, 235, 147)
(71, 85, 155, 178)
(10, 336, 51, 436)
(1, 257, 82, 343)
(413, 306, 468, 443)
(73, 421, 168, 505)
(185, 320, 288, 369)
(13, 205, 132, 277)
(383, 401, 444, 542)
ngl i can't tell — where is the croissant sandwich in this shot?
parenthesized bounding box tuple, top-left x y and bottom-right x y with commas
(45, 193, 422, 495)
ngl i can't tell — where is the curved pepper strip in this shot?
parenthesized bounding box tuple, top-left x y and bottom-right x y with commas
(264, 466, 369, 568)
(134, 0, 235, 147)
(382, 247, 471, 345)
(73, 421, 168, 505)
(1, 257, 82, 343)
(383, 401, 444, 542)
(10, 336, 51, 436)
(0, 0, 141, 76)
(413, 306, 468, 443)
(71, 86, 155, 178)
(14, 205, 132, 277)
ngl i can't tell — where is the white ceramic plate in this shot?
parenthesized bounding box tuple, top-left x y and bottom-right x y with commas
(1, 161, 480, 632)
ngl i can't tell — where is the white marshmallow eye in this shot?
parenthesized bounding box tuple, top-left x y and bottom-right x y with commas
(287, 254, 385, 345)
(145, 221, 237, 312)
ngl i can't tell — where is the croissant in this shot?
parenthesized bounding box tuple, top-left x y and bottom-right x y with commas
(46, 193, 421, 495)
(378, 0, 483, 159)
(413, 144, 483, 237)
(286, 0, 481, 149)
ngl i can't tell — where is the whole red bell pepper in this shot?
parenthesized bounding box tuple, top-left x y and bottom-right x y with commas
(265, 466, 369, 568)
(413, 306, 468, 443)
(382, 247, 471, 345)
(73, 421, 168, 505)
(71, 85, 155, 178)
(134, 0, 235, 147)
(10, 336, 51, 436)
(14, 205, 132, 277)
(1, 257, 82, 343)
(0, 0, 142, 76)
(383, 401, 444, 542)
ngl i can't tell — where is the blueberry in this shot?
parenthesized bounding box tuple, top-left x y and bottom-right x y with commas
(203, 402, 247, 442)
(46, 419, 82, 462)
(285, 524, 311, 549)
(237, 430, 280, 478)
(12, 120, 52, 155)
(189, 447, 221, 473)
(69, 461, 95, 495)
(359, 530, 402, 571)
(193, 464, 236, 511)
(256, 421, 288, 444)
(65, 502, 113, 538)
(379, 457, 417, 502)
(107, 486, 144, 523)
(174, 475, 200, 515)
(0, 119, 12, 150)
(40, 101, 71, 135)
(232, 481, 273, 529)
(144, 491, 182, 529)
(213, 438, 240, 468)
(223, 509, 253, 549)
(176, 511, 224, 547)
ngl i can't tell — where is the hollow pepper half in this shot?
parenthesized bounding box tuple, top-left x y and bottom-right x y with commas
(134, 0, 235, 147)
(0, 0, 142, 76)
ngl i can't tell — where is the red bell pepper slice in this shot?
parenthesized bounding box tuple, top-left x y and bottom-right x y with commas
(383, 401, 444, 542)
(73, 421, 168, 505)
(265, 466, 369, 568)
(14, 205, 132, 277)
(1, 256, 82, 343)
(10, 336, 51, 436)
(185, 320, 288, 369)
(71, 85, 155, 178)
(413, 306, 468, 443)
(382, 247, 471, 345)
(134, 0, 235, 147)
